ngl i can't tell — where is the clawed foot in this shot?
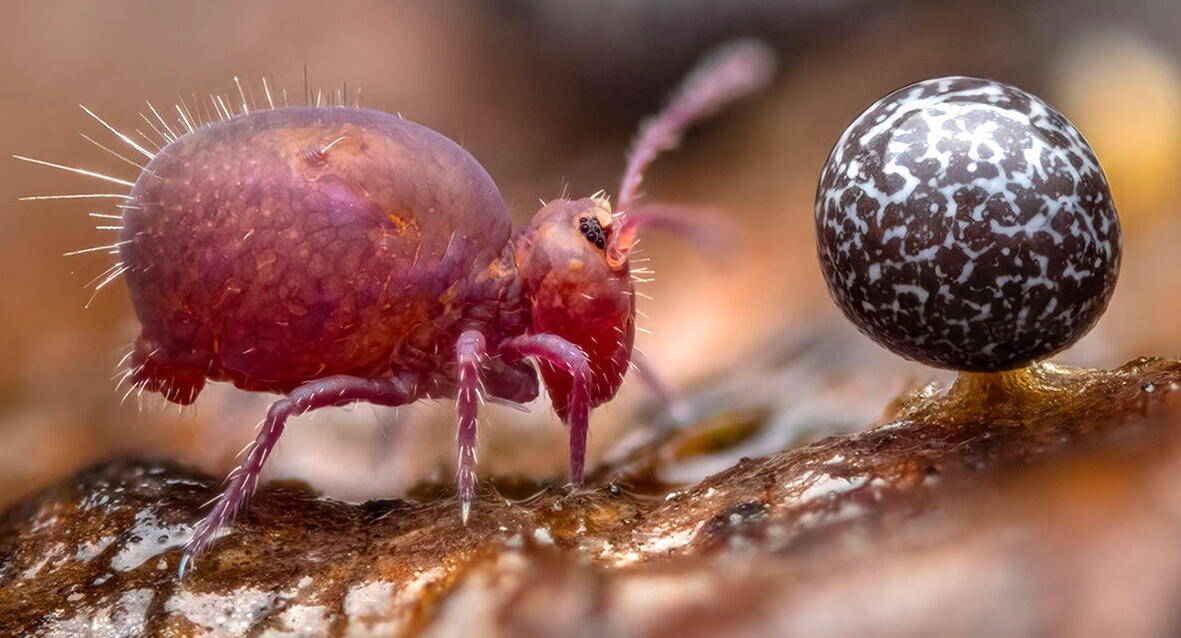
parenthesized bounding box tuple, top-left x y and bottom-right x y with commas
(176, 490, 237, 578)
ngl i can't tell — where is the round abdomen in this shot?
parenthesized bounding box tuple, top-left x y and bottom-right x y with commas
(121, 107, 510, 401)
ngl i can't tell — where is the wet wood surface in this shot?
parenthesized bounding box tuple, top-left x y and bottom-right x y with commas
(5, 358, 1181, 637)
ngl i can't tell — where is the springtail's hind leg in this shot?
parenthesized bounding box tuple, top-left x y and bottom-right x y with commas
(455, 330, 486, 524)
(500, 334, 592, 486)
(179, 374, 416, 577)
(630, 351, 691, 425)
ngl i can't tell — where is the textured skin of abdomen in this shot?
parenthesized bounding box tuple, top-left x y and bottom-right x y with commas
(121, 107, 511, 400)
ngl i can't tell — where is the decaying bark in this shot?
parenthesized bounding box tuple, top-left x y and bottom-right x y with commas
(4, 358, 1181, 637)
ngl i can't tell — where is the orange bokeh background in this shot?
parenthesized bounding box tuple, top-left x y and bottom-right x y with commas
(1, 1, 1178, 508)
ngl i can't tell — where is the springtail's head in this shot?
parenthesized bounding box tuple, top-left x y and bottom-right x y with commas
(514, 39, 775, 418)
(514, 195, 633, 420)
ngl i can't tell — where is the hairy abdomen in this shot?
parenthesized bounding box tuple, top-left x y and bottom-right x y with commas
(121, 107, 510, 402)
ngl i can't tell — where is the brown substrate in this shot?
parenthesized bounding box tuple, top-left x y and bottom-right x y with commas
(4, 358, 1181, 637)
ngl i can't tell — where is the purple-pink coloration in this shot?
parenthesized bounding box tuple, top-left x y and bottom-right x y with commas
(111, 41, 774, 573)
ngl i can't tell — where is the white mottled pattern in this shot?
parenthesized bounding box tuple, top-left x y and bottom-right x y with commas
(815, 77, 1120, 371)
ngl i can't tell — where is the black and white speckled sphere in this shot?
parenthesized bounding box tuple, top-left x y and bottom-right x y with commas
(815, 77, 1120, 371)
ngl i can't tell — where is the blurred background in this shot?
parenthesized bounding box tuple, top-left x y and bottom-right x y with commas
(1, 0, 1179, 510)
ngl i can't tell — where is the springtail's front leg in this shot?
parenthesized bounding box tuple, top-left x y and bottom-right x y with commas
(500, 333, 593, 486)
(179, 374, 415, 577)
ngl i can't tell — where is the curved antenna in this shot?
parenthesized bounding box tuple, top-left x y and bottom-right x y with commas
(615, 39, 775, 216)
(606, 202, 732, 269)
(609, 40, 775, 269)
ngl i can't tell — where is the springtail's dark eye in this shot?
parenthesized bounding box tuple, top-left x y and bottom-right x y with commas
(578, 216, 606, 250)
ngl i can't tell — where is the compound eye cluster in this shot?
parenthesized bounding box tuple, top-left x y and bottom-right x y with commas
(815, 76, 1121, 372)
(579, 215, 607, 250)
